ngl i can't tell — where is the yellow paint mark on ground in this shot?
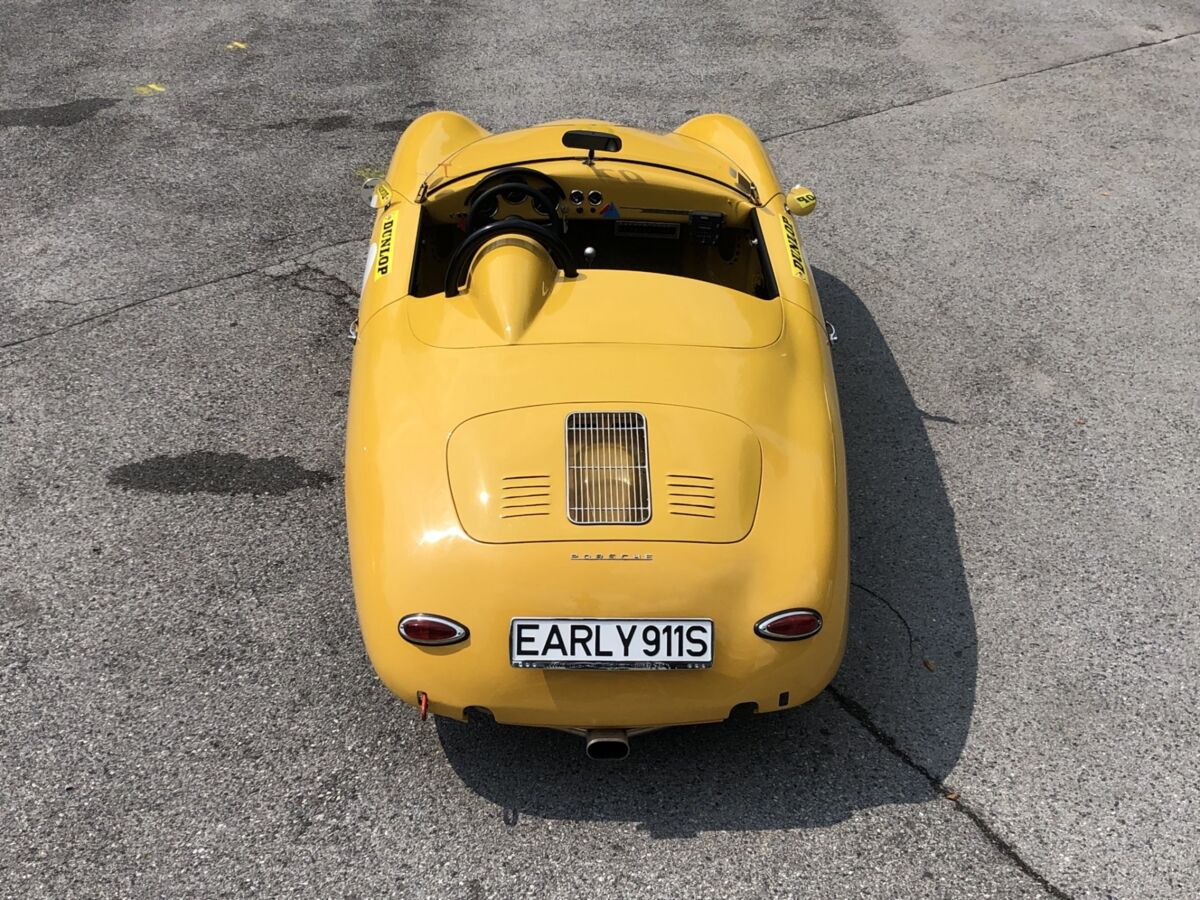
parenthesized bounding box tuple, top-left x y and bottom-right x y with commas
(225, 40, 248, 50)
(133, 83, 166, 95)
(354, 165, 385, 181)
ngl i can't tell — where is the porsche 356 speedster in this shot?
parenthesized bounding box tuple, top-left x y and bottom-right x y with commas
(345, 112, 846, 758)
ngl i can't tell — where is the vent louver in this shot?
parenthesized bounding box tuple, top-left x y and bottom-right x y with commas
(499, 474, 551, 519)
(667, 474, 716, 519)
(565, 412, 651, 525)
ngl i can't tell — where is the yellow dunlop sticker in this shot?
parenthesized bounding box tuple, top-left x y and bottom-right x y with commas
(374, 211, 396, 280)
(779, 213, 808, 282)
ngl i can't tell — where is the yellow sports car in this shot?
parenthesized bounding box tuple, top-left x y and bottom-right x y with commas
(346, 112, 847, 759)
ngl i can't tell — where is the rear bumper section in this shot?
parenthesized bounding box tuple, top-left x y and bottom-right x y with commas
(350, 479, 849, 729)
(362, 614, 846, 729)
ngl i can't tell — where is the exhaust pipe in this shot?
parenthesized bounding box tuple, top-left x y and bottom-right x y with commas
(584, 729, 630, 760)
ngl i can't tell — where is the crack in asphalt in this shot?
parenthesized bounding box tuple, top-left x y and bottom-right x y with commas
(919, 408, 961, 425)
(0, 237, 361, 351)
(851, 580, 918, 658)
(827, 686, 1075, 899)
(762, 29, 1200, 142)
(264, 262, 360, 310)
(45, 294, 120, 308)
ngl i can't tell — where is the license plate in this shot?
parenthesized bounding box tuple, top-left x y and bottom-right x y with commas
(510, 618, 713, 669)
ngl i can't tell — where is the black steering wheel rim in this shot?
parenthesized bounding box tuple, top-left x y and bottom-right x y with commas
(466, 168, 565, 204)
(444, 220, 578, 298)
(466, 182, 563, 235)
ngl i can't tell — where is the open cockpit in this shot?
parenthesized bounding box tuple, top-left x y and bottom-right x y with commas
(402, 130, 779, 301)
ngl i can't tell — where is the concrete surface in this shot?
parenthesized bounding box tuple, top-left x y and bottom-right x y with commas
(2, 1, 1199, 897)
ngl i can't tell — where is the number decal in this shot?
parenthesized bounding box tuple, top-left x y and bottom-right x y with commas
(644, 626, 660, 656)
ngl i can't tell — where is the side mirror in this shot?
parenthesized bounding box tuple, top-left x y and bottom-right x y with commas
(785, 185, 817, 216)
(362, 176, 393, 209)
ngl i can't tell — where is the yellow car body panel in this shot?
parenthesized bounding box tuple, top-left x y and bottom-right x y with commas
(447, 401, 763, 544)
(407, 267, 784, 349)
(673, 112, 785, 205)
(346, 113, 847, 731)
(385, 110, 489, 201)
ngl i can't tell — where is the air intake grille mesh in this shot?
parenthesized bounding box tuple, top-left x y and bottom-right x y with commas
(565, 412, 651, 525)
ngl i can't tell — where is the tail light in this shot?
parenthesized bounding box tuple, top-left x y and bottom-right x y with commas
(754, 608, 823, 641)
(398, 614, 469, 646)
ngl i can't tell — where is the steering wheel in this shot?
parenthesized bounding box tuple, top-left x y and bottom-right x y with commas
(444, 220, 578, 298)
(446, 169, 576, 297)
(467, 182, 563, 235)
(465, 168, 565, 227)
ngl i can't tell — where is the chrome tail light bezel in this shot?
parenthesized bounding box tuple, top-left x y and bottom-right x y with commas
(754, 608, 824, 641)
(398, 613, 470, 646)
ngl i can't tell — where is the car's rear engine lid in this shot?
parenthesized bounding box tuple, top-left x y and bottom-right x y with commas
(409, 269, 783, 349)
(447, 403, 761, 544)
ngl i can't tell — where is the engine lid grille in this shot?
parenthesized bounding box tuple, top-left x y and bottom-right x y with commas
(565, 411, 651, 525)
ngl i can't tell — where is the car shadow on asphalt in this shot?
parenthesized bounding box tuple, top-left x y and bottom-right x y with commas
(436, 268, 976, 836)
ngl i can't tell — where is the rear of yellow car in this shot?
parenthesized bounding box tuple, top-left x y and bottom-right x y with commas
(345, 113, 847, 757)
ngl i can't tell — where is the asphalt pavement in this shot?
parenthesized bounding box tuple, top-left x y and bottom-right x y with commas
(2, 1, 1199, 898)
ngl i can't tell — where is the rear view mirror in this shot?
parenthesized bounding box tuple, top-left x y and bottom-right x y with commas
(562, 130, 622, 153)
(563, 130, 622, 165)
(785, 185, 817, 216)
